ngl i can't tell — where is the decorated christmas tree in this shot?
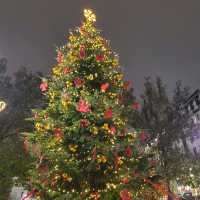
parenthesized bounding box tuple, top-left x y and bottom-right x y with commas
(23, 9, 162, 200)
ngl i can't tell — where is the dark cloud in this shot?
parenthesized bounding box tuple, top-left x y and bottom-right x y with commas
(0, 0, 200, 95)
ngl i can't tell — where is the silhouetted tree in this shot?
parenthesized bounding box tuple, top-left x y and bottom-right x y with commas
(138, 77, 198, 199)
(0, 58, 44, 198)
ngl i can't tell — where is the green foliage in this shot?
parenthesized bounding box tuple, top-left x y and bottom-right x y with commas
(0, 136, 32, 200)
(0, 58, 44, 198)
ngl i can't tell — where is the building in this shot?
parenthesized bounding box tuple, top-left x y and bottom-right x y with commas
(182, 89, 200, 156)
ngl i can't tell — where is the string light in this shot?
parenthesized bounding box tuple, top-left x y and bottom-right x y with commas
(0, 100, 6, 112)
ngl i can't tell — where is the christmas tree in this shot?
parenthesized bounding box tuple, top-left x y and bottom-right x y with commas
(24, 9, 161, 200)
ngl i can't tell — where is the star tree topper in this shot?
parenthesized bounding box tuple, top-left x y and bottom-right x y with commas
(84, 9, 96, 23)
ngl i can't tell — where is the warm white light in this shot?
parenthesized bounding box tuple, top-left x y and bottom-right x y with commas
(84, 9, 96, 23)
(0, 100, 6, 112)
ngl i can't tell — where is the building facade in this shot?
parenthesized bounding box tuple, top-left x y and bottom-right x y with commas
(182, 89, 200, 156)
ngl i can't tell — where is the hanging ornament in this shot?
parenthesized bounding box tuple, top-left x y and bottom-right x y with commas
(68, 144, 78, 153)
(125, 146, 132, 158)
(104, 107, 113, 119)
(102, 123, 109, 131)
(39, 82, 48, 92)
(52, 66, 62, 76)
(79, 45, 86, 59)
(57, 50, 63, 64)
(76, 99, 91, 113)
(112, 56, 119, 67)
(121, 177, 129, 184)
(69, 34, 77, 43)
(140, 131, 149, 143)
(80, 119, 90, 128)
(114, 154, 122, 170)
(97, 155, 107, 163)
(90, 191, 100, 200)
(109, 126, 116, 135)
(91, 126, 98, 135)
(86, 74, 94, 80)
(120, 189, 132, 200)
(100, 83, 109, 92)
(35, 122, 44, 132)
(96, 54, 104, 62)
(63, 67, 71, 75)
(73, 77, 85, 88)
(53, 128, 63, 140)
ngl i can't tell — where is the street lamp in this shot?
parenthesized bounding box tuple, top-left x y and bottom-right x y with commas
(0, 100, 6, 112)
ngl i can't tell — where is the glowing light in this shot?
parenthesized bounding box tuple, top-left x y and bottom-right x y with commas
(0, 100, 6, 112)
(84, 9, 96, 23)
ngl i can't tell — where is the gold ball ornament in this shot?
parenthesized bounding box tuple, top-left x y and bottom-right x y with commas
(66, 80, 72, 88)
(112, 57, 119, 67)
(35, 122, 45, 132)
(52, 66, 62, 76)
(61, 99, 71, 109)
(86, 74, 94, 80)
(49, 90, 57, 101)
(69, 35, 77, 43)
(90, 126, 98, 135)
(101, 123, 109, 131)
(97, 155, 107, 163)
(69, 144, 78, 153)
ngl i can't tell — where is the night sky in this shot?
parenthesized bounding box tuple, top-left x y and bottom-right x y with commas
(0, 0, 200, 95)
